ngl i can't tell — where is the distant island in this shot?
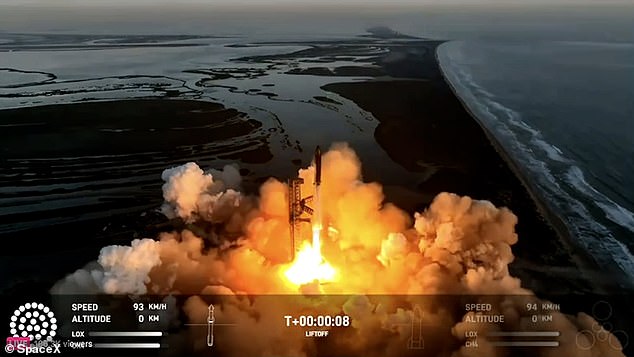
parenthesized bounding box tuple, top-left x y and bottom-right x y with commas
(363, 26, 421, 39)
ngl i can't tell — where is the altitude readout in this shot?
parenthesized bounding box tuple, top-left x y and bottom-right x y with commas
(284, 315, 351, 327)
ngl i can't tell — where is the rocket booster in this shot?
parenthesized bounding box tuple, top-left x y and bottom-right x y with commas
(313, 146, 323, 238)
(314, 146, 322, 187)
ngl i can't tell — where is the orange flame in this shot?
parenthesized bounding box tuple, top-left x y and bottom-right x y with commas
(284, 226, 337, 286)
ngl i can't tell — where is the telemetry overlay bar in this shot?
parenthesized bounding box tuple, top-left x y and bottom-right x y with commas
(488, 331, 560, 337)
(89, 331, 163, 337)
(93, 343, 161, 349)
(491, 341, 559, 347)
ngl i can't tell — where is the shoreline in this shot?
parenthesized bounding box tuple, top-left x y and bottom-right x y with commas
(315, 41, 612, 294)
(321, 80, 598, 294)
(433, 47, 625, 293)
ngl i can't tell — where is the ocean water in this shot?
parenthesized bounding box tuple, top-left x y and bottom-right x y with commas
(437, 40, 634, 281)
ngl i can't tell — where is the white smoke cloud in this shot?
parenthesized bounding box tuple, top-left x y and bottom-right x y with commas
(160, 162, 242, 222)
(52, 238, 161, 295)
(99, 238, 162, 294)
(415, 193, 521, 292)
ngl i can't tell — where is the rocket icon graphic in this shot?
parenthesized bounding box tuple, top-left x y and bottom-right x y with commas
(207, 304, 215, 347)
(409, 305, 424, 349)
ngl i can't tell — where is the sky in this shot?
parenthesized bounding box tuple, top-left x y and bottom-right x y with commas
(0, 0, 632, 40)
(1, 0, 632, 5)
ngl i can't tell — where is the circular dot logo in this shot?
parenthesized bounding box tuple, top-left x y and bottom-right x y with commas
(9, 302, 58, 342)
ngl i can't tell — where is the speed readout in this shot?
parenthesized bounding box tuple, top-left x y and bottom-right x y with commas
(284, 315, 351, 327)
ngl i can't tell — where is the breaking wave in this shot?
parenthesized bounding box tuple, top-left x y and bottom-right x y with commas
(437, 40, 634, 284)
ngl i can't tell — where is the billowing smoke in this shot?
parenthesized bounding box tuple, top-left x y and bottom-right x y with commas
(50, 238, 161, 295)
(52, 143, 625, 357)
(161, 162, 242, 222)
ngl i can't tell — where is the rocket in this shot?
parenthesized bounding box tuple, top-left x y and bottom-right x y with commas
(314, 146, 322, 187)
(313, 146, 323, 250)
(287, 146, 324, 261)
